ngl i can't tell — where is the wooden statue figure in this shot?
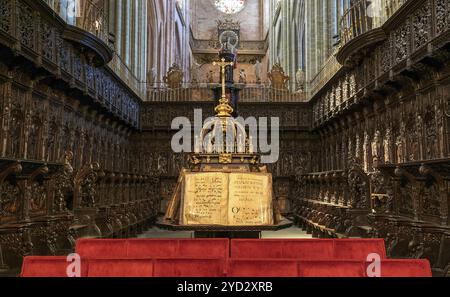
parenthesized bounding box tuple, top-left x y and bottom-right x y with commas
(268, 63, 290, 90)
(163, 63, 183, 89)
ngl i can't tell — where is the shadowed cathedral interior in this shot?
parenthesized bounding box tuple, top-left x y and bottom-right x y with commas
(0, 0, 449, 277)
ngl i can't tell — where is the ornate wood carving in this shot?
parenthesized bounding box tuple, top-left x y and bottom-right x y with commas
(268, 63, 290, 90)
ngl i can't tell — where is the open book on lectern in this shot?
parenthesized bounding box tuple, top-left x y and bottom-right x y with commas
(180, 172, 274, 226)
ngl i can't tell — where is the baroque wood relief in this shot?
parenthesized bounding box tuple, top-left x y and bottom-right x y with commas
(295, 0, 450, 276)
(0, 0, 139, 129)
(0, 0, 157, 274)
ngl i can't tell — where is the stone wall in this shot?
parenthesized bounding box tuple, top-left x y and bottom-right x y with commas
(190, 0, 266, 41)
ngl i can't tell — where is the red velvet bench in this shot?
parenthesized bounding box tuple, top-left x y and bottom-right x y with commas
(231, 239, 334, 260)
(228, 259, 367, 277)
(230, 239, 387, 260)
(87, 258, 226, 277)
(21, 257, 432, 277)
(300, 259, 432, 277)
(21, 239, 431, 277)
(76, 238, 229, 260)
(333, 239, 387, 259)
(21, 256, 88, 277)
(86, 259, 153, 277)
(153, 258, 226, 277)
(228, 259, 300, 277)
(228, 259, 432, 277)
(21, 256, 226, 277)
(76, 239, 128, 258)
(298, 260, 366, 277)
(367, 259, 432, 277)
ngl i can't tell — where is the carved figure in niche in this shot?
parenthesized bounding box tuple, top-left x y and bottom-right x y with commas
(348, 171, 368, 209)
(399, 181, 413, 214)
(46, 121, 58, 161)
(355, 133, 361, 162)
(295, 68, 305, 92)
(348, 135, 354, 162)
(238, 69, 247, 84)
(78, 164, 100, 208)
(190, 61, 201, 85)
(426, 120, 438, 160)
(163, 63, 183, 89)
(386, 232, 399, 257)
(157, 153, 168, 175)
(408, 237, 425, 259)
(370, 171, 393, 213)
(254, 60, 262, 84)
(268, 63, 289, 90)
(384, 127, 393, 164)
(1, 105, 10, 157)
(409, 114, 423, 161)
(363, 131, 370, 171)
(371, 130, 382, 168)
(9, 105, 23, 158)
(0, 182, 20, 216)
(416, 113, 424, 135)
(435, 104, 445, 158)
(30, 182, 46, 212)
(421, 181, 440, 216)
(206, 70, 214, 83)
(41, 117, 49, 161)
(147, 67, 157, 87)
(24, 110, 32, 157)
(172, 153, 184, 175)
(396, 136, 404, 164)
(410, 139, 419, 161)
(54, 151, 74, 212)
(28, 115, 41, 160)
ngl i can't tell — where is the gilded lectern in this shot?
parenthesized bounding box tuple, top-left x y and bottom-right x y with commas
(160, 57, 292, 238)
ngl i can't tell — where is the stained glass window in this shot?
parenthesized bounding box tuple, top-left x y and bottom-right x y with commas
(214, 0, 246, 14)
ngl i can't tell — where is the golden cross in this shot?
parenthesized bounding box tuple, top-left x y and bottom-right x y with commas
(213, 58, 234, 101)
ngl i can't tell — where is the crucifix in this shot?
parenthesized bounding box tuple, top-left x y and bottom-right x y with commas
(212, 58, 234, 121)
(213, 58, 234, 103)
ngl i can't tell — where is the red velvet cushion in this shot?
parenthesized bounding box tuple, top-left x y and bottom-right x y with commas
(228, 259, 299, 277)
(231, 239, 334, 259)
(153, 259, 225, 277)
(126, 239, 179, 258)
(333, 239, 387, 260)
(178, 239, 229, 259)
(21, 256, 87, 277)
(231, 240, 284, 258)
(281, 240, 334, 259)
(298, 260, 366, 277)
(369, 260, 432, 277)
(76, 239, 128, 258)
(87, 259, 153, 277)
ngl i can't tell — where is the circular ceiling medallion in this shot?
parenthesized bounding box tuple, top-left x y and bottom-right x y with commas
(214, 0, 246, 14)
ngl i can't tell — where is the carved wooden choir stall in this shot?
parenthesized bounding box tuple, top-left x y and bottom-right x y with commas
(0, 0, 450, 277)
